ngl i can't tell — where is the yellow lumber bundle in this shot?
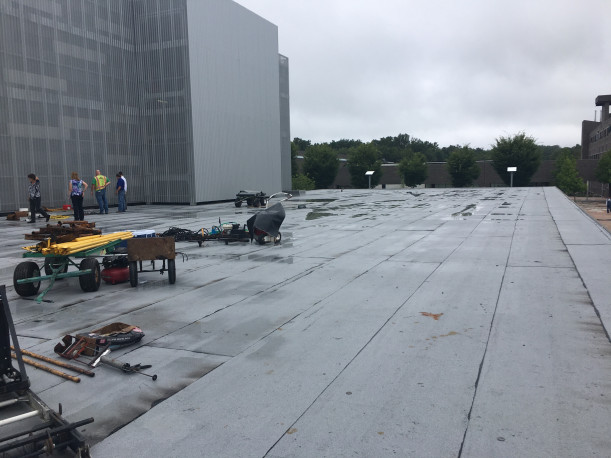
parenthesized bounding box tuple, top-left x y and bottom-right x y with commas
(23, 232, 133, 255)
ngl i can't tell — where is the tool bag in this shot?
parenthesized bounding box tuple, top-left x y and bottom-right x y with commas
(55, 323, 144, 358)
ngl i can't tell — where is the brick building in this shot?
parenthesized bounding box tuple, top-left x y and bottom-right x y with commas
(581, 94, 611, 159)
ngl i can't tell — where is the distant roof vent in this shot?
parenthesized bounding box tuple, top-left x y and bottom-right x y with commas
(595, 95, 611, 106)
(596, 95, 611, 122)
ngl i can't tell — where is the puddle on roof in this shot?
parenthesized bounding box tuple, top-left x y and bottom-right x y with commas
(245, 254, 294, 264)
(306, 211, 337, 220)
(452, 204, 476, 217)
(323, 205, 355, 212)
(166, 212, 210, 219)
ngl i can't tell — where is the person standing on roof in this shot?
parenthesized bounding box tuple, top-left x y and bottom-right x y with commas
(119, 171, 127, 211)
(91, 169, 109, 214)
(68, 172, 88, 221)
(115, 173, 126, 212)
(26, 173, 50, 223)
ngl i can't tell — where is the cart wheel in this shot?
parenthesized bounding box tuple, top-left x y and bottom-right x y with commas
(274, 232, 282, 244)
(44, 257, 68, 276)
(256, 234, 266, 245)
(13, 262, 41, 297)
(246, 198, 253, 206)
(79, 258, 101, 292)
(129, 261, 138, 287)
(234, 200, 242, 208)
(168, 259, 176, 284)
(253, 199, 260, 208)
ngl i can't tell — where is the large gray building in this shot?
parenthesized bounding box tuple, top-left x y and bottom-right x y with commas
(0, 0, 289, 213)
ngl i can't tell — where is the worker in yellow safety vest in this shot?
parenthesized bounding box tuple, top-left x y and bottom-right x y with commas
(91, 169, 110, 214)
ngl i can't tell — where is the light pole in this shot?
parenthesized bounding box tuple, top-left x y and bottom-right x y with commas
(507, 166, 517, 187)
(365, 171, 374, 189)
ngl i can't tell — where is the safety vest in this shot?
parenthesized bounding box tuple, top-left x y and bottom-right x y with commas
(94, 174, 108, 191)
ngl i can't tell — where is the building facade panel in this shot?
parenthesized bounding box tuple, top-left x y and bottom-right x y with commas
(0, 0, 287, 212)
(0, 0, 141, 212)
(133, 0, 194, 204)
(279, 54, 291, 191)
(187, 0, 282, 202)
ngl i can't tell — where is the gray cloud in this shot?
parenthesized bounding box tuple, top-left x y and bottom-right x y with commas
(237, 0, 611, 148)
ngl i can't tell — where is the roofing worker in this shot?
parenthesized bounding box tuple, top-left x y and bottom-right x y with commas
(68, 172, 88, 221)
(26, 173, 50, 223)
(119, 171, 127, 210)
(91, 169, 110, 214)
(115, 173, 126, 212)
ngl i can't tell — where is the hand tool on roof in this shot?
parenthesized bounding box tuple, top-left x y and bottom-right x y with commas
(11, 346, 95, 377)
(11, 352, 80, 383)
(90, 348, 157, 381)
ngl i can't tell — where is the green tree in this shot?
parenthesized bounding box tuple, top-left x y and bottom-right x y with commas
(595, 150, 611, 196)
(447, 147, 480, 187)
(537, 144, 581, 161)
(302, 144, 339, 188)
(398, 152, 428, 187)
(292, 173, 316, 190)
(410, 138, 440, 162)
(292, 137, 311, 151)
(491, 132, 541, 186)
(553, 152, 585, 196)
(329, 138, 362, 150)
(347, 143, 382, 188)
(373, 134, 411, 163)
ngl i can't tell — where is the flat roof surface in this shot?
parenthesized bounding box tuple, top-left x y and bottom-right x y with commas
(1, 187, 610, 457)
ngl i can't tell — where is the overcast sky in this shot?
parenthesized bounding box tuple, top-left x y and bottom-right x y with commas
(236, 0, 611, 149)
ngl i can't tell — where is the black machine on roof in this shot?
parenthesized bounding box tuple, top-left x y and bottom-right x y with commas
(161, 192, 291, 246)
(234, 190, 268, 208)
(247, 202, 286, 245)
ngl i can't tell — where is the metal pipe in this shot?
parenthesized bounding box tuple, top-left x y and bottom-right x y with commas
(0, 398, 21, 408)
(0, 410, 38, 427)
(0, 417, 93, 454)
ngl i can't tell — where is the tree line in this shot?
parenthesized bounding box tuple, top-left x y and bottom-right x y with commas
(291, 132, 590, 196)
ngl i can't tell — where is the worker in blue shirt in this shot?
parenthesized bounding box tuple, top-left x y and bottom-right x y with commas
(115, 173, 126, 212)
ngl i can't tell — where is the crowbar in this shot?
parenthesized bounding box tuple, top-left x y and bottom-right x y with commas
(91, 349, 157, 381)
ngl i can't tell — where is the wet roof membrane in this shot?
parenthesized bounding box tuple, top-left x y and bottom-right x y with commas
(1, 187, 609, 457)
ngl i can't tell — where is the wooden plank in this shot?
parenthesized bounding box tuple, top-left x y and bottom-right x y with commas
(24, 223, 101, 241)
(127, 237, 175, 261)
